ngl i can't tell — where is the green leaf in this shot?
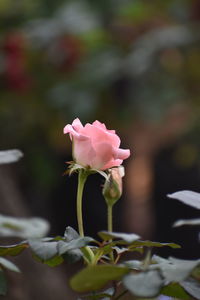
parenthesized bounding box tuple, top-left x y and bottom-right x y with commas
(0, 149, 23, 164)
(57, 237, 94, 255)
(173, 218, 200, 227)
(180, 278, 200, 300)
(64, 226, 79, 241)
(122, 260, 142, 270)
(82, 288, 114, 299)
(0, 257, 20, 272)
(0, 215, 49, 239)
(123, 270, 164, 297)
(167, 190, 200, 210)
(152, 256, 200, 283)
(129, 240, 181, 249)
(0, 242, 28, 256)
(63, 249, 82, 264)
(70, 265, 130, 292)
(29, 240, 58, 261)
(0, 271, 7, 296)
(98, 231, 140, 243)
(161, 283, 191, 300)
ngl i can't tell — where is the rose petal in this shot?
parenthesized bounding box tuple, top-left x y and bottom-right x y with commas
(73, 137, 96, 167)
(72, 118, 83, 132)
(113, 148, 130, 160)
(83, 124, 120, 148)
(91, 142, 113, 170)
(103, 159, 122, 170)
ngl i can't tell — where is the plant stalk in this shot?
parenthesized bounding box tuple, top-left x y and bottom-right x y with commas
(76, 169, 95, 264)
(107, 204, 114, 262)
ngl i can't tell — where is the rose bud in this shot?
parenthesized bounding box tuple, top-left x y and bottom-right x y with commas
(103, 166, 125, 206)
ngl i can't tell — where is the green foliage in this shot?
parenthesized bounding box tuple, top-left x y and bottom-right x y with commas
(161, 283, 191, 300)
(0, 257, 20, 273)
(70, 265, 130, 293)
(0, 243, 27, 256)
(123, 270, 164, 297)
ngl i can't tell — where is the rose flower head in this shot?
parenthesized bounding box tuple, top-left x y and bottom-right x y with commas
(63, 118, 130, 171)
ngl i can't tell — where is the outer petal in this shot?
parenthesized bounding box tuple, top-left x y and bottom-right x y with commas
(71, 118, 83, 132)
(102, 159, 122, 170)
(113, 148, 130, 160)
(83, 124, 120, 148)
(73, 136, 96, 167)
(91, 142, 113, 170)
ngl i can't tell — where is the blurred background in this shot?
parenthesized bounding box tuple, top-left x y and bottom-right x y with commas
(0, 0, 200, 298)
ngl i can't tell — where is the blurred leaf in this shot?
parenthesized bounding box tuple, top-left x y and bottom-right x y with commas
(123, 270, 164, 297)
(98, 231, 140, 243)
(0, 242, 28, 256)
(57, 237, 94, 255)
(129, 240, 180, 249)
(64, 226, 79, 241)
(167, 190, 200, 210)
(161, 282, 190, 300)
(0, 215, 49, 239)
(70, 265, 129, 292)
(0, 149, 23, 164)
(0, 271, 7, 296)
(152, 256, 200, 283)
(62, 249, 82, 264)
(173, 218, 200, 227)
(29, 240, 58, 261)
(0, 257, 20, 273)
(122, 260, 142, 270)
(180, 278, 200, 300)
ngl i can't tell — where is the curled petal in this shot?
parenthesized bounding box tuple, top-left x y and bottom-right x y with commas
(113, 148, 130, 160)
(72, 118, 83, 132)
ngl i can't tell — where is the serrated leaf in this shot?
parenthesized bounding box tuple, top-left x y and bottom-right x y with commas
(70, 265, 130, 292)
(58, 237, 94, 255)
(123, 270, 164, 297)
(64, 226, 79, 241)
(0, 215, 49, 238)
(0, 271, 7, 296)
(0, 242, 28, 256)
(180, 278, 200, 300)
(161, 283, 190, 300)
(98, 231, 140, 243)
(168, 190, 200, 210)
(173, 218, 200, 227)
(0, 257, 20, 272)
(29, 240, 58, 261)
(0, 149, 23, 164)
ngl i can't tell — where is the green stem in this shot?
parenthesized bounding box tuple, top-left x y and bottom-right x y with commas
(77, 170, 88, 237)
(107, 204, 114, 262)
(76, 169, 95, 264)
(108, 204, 113, 233)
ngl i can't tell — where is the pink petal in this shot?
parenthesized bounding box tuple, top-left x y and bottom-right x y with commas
(92, 120, 106, 130)
(113, 148, 130, 160)
(63, 124, 89, 141)
(73, 137, 96, 167)
(91, 142, 113, 170)
(72, 118, 83, 132)
(83, 124, 120, 148)
(102, 159, 122, 170)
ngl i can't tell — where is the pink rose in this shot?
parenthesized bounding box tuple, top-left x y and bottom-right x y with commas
(63, 118, 130, 170)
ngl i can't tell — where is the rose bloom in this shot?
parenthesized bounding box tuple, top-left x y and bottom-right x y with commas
(63, 118, 130, 170)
